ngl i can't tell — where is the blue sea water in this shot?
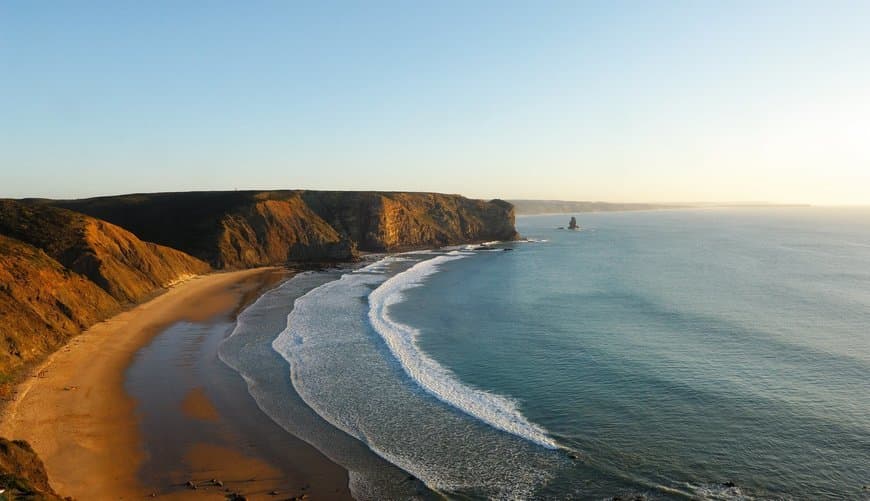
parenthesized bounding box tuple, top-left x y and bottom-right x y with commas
(235, 208, 870, 499)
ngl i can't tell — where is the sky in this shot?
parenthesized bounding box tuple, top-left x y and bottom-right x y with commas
(2, 1, 869, 204)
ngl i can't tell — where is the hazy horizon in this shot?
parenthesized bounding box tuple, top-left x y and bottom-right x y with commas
(3, 1, 869, 204)
(10, 188, 870, 208)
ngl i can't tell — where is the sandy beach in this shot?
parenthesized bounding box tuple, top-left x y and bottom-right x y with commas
(0, 268, 353, 500)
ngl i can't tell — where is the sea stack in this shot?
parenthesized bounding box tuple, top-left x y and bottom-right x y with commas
(568, 216, 579, 230)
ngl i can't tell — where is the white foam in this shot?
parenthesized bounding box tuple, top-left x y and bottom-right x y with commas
(354, 255, 413, 274)
(367, 255, 558, 449)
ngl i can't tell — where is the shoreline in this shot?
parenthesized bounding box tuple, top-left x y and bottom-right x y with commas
(0, 268, 353, 500)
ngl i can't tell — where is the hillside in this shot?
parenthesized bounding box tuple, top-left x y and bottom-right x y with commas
(49, 191, 518, 268)
(0, 438, 65, 500)
(0, 191, 517, 375)
(0, 201, 210, 303)
(0, 234, 120, 377)
(0, 200, 211, 379)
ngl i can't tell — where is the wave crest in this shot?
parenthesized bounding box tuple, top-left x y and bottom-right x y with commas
(367, 254, 558, 449)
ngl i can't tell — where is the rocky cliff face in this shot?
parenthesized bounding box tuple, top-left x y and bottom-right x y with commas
(52, 190, 518, 268)
(301, 191, 518, 251)
(216, 196, 355, 268)
(1, 191, 517, 375)
(0, 201, 210, 304)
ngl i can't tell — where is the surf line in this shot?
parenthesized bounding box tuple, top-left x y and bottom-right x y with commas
(367, 253, 559, 450)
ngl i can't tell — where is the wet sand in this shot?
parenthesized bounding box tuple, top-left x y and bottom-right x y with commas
(0, 268, 353, 500)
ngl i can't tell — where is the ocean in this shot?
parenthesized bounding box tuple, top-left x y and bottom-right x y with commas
(222, 208, 870, 500)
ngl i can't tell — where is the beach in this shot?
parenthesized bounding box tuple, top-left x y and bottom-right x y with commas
(0, 267, 353, 500)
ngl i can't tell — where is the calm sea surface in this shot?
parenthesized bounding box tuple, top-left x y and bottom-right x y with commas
(230, 208, 870, 499)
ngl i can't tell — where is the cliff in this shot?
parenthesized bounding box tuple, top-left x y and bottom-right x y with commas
(50, 191, 518, 268)
(300, 191, 518, 252)
(0, 438, 66, 500)
(0, 201, 210, 304)
(0, 200, 210, 377)
(0, 234, 119, 377)
(0, 190, 517, 498)
(1, 191, 516, 374)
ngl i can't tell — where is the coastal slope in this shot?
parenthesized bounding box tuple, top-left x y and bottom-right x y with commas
(0, 438, 65, 500)
(0, 190, 518, 498)
(301, 191, 518, 251)
(0, 200, 210, 378)
(48, 190, 518, 267)
(1, 191, 515, 376)
(0, 201, 210, 304)
(0, 233, 119, 377)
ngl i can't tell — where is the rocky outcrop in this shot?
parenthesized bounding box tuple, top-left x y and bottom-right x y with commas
(0, 201, 210, 304)
(0, 438, 66, 500)
(50, 191, 518, 268)
(216, 196, 355, 268)
(301, 191, 518, 252)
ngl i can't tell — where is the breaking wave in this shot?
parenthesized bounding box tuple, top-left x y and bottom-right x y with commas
(367, 254, 558, 449)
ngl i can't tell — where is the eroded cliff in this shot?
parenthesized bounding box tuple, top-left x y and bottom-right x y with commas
(0, 200, 211, 379)
(0, 201, 210, 304)
(0, 191, 517, 375)
(0, 234, 119, 378)
(0, 190, 518, 498)
(51, 190, 518, 268)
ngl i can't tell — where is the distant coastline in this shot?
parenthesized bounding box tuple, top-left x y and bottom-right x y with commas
(509, 199, 812, 215)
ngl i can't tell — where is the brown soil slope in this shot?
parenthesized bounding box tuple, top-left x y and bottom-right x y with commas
(0, 234, 119, 379)
(0, 438, 65, 500)
(0, 201, 210, 304)
(48, 190, 518, 268)
(0, 200, 210, 379)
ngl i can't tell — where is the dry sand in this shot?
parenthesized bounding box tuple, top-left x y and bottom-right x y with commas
(0, 268, 352, 500)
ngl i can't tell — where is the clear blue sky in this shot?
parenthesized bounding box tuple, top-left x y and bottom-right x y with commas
(2, 1, 868, 203)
